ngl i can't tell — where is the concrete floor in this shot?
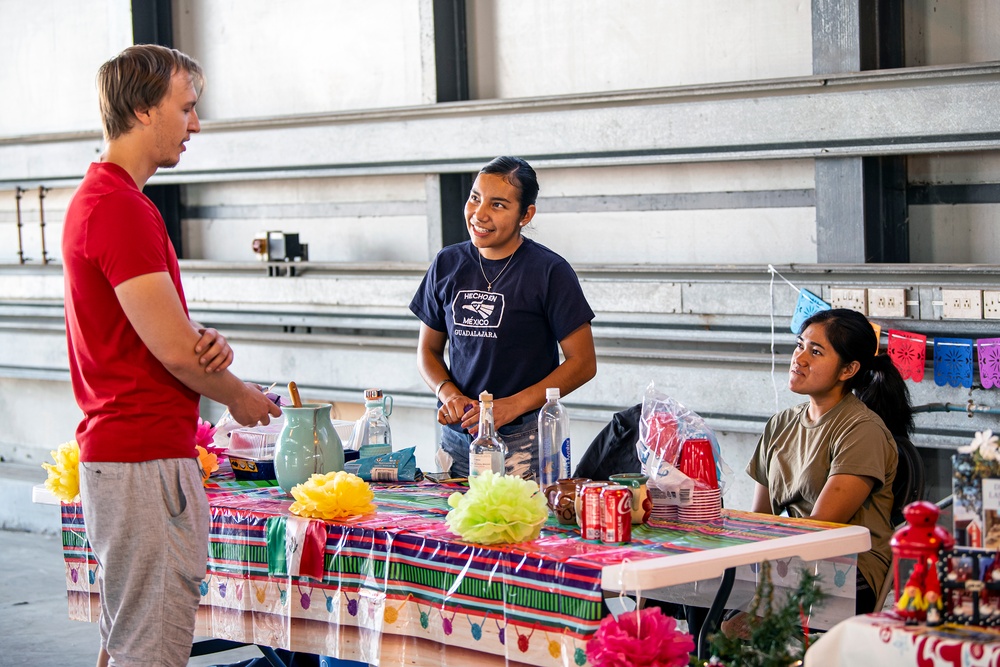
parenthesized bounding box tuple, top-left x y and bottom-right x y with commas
(0, 529, 264, 666)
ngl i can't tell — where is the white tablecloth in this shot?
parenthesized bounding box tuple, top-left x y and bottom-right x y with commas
(806, 613, 1000, 666)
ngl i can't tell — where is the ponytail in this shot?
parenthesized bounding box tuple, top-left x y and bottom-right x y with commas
(801, 308, 913, 438)
(855, 354, 914, 438)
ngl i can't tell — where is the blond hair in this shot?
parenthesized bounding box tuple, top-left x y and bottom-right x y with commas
(97, 44, 203, 141)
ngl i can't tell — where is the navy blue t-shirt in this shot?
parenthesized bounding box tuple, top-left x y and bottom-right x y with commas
(409, 237, 595, 405)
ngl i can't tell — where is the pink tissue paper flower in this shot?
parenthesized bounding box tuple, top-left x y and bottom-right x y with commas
(195, 418, 217, 448)
(586, 606, 694, 667)
(195, 418, 226, 460)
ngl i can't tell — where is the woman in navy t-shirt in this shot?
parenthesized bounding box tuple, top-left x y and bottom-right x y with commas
(409, 156, 597, 478)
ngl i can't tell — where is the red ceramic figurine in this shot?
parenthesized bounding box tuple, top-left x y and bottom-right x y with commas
(891, 501, 955, 624)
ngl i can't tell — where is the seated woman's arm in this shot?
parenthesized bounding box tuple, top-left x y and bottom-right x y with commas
(809, 473, 876, 524)
(751, 482, 773, 514)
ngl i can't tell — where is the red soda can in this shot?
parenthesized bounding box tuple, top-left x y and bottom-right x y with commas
(600, 484, 632, 544)
(579, 482, 607, 541)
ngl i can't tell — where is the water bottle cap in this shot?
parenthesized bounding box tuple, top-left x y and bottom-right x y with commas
(545, 387, 560, 400)
(364, 388, 383, 401)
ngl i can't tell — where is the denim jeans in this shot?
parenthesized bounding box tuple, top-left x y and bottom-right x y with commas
(439, 413, 538, 479)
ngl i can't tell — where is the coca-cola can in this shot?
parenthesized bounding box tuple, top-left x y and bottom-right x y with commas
(579, 482, 607, 541)
(600, 484, 632, 545)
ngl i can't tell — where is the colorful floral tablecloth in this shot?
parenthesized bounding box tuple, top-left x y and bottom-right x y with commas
(59, 479, 859, 666)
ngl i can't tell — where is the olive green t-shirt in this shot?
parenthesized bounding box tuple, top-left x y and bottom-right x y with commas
(747, 393, 897, 593)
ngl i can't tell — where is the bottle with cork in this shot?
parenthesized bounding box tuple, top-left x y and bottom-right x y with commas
(356, 388, 393, 459)
(469, 391, 506, 477)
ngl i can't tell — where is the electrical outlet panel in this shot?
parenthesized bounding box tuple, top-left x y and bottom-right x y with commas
(941, 289, 982, 320)
(830, 288, 868, 314)
(867, 288, 906, 318)
(985, 291, 1000, 320)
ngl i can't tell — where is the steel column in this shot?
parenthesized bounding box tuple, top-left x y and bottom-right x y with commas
(813, 0, 908, 263)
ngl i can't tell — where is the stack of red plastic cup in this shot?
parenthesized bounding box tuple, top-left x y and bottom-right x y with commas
(677, 438, 721, 522)
(646, 412, 679, 462)
(647, 479, 677, 521)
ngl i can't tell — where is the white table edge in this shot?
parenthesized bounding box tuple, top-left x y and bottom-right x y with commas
(601, 523, 871, 592)
(33, 483, 60, 506)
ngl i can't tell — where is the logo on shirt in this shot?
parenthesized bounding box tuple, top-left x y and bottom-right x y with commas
(453, 290, 504, 332)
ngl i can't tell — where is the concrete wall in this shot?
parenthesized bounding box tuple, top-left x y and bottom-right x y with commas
(173, 0, 433, 117)
(0, 0, 132, 136)
(3, 1, 1000, 518)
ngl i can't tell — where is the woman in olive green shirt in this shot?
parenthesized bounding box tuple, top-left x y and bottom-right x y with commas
(748, 308, 912, 614)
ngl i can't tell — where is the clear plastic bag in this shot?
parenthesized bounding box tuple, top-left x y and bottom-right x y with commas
(636, 381, 734, 497)
(211, 388, 288, 449)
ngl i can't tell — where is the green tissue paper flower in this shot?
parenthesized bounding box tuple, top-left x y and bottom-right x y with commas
(446, 472, 549, 545)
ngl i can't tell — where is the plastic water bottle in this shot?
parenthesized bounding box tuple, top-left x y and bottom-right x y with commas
(537, 387, 570, 488)
(357, 388, 392, 459)
(469, 392, 506, 477)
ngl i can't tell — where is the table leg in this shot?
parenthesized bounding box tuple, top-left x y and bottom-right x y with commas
(190, 638, 253, 656)
(257, 647, 290, 667)
(696, 566, 736, 660)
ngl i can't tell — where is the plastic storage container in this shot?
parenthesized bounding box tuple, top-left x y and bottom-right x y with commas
(227, 423, 283, 481)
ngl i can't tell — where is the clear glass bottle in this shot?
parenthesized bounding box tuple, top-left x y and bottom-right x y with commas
(537, 387, 571, 488)
(357, 388, 392, 459)
(469, 391, 506, 477)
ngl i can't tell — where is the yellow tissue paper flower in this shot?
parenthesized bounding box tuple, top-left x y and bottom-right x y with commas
(289, 470, 377, 520)
(445, 471, 549, 545)
(195, 445, 219, 482)
(41, 440, 80, 503)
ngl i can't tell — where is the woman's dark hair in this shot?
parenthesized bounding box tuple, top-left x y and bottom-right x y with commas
(480, 156, 539, 217)
(801, 308, 914, 437)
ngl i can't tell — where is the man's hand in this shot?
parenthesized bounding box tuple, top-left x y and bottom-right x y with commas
(228, 383, 282, 427)
(195, 328, 233, 373)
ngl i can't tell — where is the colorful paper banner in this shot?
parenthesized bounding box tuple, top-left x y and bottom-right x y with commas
(888, 330, 927, 383)
(977, 338, 1000, 390)
(790, 289, 830, 334)
(934, 338, 974, 388)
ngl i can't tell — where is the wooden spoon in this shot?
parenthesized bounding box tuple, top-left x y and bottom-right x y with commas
(287, 381, 303, 408)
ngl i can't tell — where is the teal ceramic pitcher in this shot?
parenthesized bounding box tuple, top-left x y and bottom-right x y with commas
(274, 403, 344, 494)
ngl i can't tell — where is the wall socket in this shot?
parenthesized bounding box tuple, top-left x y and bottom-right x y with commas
(983, 290, 1000, 320)
(867, 288, 906, 318)
(829, 288, 868, 314)
(941, 289, 982, 320)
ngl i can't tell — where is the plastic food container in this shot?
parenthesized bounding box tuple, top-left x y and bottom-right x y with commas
(228, 424, 282, 481)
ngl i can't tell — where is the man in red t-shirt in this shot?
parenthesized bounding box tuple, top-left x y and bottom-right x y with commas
(62, 45, 281, 667)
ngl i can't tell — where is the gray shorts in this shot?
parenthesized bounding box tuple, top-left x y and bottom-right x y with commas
(80, 458, 210, 667)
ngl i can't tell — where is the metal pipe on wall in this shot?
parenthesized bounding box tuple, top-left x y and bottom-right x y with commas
(913, 400, 1000, 417)
(37, 185, 50, 265)
(14, 187, 27, 264)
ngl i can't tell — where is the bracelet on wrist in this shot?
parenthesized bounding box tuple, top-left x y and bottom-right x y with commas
(434, 378, 454, 399)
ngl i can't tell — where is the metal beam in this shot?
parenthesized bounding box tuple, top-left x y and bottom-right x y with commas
(130, 0, 173, 47)
(3, 262, 999, 449)
(909, 183, 1000, 205)
(813, 0, 908, 263)
(812, 0, 865, 74)
(131, 0, 183, 255)
(432, 0, 471, 249)
(3, 64, 1000, 189)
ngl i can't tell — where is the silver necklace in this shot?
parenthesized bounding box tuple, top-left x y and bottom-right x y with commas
(478, 244, 520, 292)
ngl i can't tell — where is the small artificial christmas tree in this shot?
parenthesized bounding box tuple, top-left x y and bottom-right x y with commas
(695, 560, 827, 667)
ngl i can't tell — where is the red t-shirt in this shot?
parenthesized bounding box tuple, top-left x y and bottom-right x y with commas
(62, 162, 199, 462)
